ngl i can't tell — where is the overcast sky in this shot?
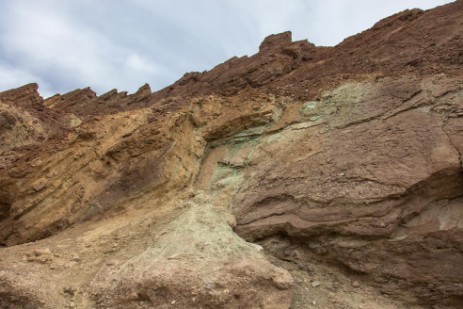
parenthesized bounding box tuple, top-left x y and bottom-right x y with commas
(0, 0, 454, 98)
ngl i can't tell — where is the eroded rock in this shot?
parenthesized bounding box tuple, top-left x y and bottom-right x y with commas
(0, 1, 463, 308)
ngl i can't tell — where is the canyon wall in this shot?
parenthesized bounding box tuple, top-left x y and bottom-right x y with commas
(0, 1, 462, 308)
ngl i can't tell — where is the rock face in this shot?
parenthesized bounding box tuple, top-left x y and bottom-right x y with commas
(1, 1, 463, 308)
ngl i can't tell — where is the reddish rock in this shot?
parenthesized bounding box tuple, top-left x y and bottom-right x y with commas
(0, 1, 463, 308)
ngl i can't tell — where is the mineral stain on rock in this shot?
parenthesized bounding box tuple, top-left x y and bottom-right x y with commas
(1, 1, 463, 308)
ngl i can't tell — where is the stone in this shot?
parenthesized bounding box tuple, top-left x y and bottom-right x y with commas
(33, 248, 51, 257)
(0, 2, 462, 308)
(71, 256, 81, 263)
(32, 179, 47, 192)
(63, 286, 76, 296)
(311, 281, 321, 288)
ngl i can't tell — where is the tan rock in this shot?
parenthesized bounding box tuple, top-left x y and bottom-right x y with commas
(0, 2, 463, 308)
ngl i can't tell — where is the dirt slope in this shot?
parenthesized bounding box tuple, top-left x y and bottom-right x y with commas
(1, 1, 463, 308)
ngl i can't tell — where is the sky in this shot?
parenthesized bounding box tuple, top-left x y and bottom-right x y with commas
(0, 0, 455, 98)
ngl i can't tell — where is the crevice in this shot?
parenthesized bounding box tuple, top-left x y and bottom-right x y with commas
(381, 96, 429, 120)
(441, 120, 463, 169)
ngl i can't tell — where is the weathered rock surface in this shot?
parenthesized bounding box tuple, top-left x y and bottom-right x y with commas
(1, 1, 463, 308)
(91, 202, 293, 309)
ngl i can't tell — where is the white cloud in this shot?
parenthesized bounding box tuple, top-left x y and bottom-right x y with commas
(0, 0, 455, 98)
(125, 53, 160, 74)
(0, 61, 53, 97)
(0, 0, 176, 96)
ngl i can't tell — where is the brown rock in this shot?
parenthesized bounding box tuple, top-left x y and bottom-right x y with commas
(0, 2, 462, 309)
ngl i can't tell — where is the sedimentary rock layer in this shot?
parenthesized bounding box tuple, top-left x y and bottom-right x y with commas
(0, 1, 462, 308)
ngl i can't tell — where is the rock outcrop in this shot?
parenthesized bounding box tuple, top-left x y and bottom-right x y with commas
(1, 1, 463, 308)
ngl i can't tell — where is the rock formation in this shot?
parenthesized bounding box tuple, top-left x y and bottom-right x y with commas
(1, 1, 463, 308)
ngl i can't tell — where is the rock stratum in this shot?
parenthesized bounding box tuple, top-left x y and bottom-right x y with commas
(1, 1, 463, 308)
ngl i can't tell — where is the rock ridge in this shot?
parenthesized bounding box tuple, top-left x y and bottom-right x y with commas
(0, 1, 463, 308)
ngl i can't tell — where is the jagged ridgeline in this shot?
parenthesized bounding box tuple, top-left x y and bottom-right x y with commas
(1, 1, 463, 308)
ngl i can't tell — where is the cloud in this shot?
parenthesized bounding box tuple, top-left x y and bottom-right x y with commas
(0, 60, 54, 97)
(0, 0, 454, 98)
(0, 0, 176, 97)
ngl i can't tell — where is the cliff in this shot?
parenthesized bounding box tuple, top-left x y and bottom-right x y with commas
(1, 1, 463, 308)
